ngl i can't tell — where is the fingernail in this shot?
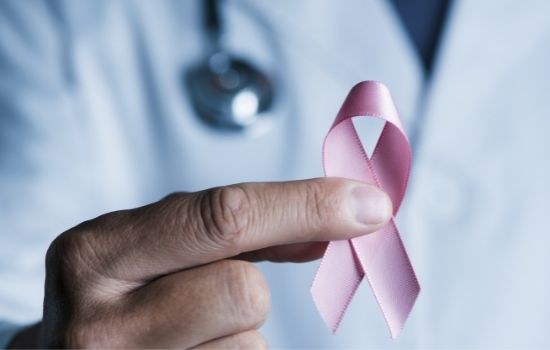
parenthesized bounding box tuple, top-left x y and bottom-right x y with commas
(350, 186, 392, 225)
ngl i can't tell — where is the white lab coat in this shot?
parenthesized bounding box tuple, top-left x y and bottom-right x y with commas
(1, 0, 550, 348)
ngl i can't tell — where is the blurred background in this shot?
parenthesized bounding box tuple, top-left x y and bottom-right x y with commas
(1, 0, 550, 348)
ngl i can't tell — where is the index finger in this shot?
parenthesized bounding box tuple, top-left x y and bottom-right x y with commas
(61, 178, 392, 284)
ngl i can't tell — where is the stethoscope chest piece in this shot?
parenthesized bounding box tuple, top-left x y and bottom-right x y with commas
(184, 0, 276, 133)
(185, 51, 274, 131)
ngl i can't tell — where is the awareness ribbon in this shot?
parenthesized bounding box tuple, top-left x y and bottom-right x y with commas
(311, 81, 420, 338)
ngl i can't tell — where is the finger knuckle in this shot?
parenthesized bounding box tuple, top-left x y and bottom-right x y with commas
(303, 178, 343, 232)
(46, 230, 91, 281)
(44, 231, 113, 347)
(46, 216, 113, 297)
(198, 185, 251, 253)
(222, 260, 270, 325)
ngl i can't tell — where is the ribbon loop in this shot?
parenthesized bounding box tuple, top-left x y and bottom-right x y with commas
(311, 81, 420, 338)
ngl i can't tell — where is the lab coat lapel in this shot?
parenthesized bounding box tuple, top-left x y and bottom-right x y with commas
(411, 0, 550, 192)
(420, 0, 550, 142)
(407, 0, 550, 346)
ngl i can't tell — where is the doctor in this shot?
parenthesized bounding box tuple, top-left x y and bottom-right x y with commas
(2, 0, 550, 348)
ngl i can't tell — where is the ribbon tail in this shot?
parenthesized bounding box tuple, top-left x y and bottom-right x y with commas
(351, 220, 420, 338)
(311, 239, 364, 332)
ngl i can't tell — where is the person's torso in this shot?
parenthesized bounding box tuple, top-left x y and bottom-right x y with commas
(3, 0, 550, 348)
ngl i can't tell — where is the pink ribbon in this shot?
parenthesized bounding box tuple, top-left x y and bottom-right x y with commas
(311, 81, 420, 338)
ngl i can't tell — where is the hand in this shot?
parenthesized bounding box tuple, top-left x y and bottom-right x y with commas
(12, 178, 392, 348)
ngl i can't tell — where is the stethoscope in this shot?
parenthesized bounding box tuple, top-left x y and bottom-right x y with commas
(185, 0, 275, 131)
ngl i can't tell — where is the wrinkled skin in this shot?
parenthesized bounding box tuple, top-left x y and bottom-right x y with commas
(8, 178, 391, 349)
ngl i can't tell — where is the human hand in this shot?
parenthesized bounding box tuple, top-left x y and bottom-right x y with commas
(17, 178, 392, 348)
